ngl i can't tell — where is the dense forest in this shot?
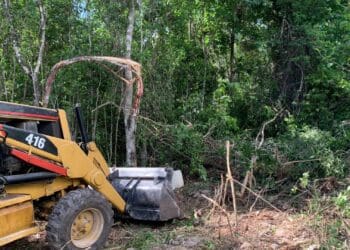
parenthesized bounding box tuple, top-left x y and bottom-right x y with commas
(0, 0, 349, 248)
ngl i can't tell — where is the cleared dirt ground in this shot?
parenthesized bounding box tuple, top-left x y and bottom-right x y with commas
(3, 181, 320, 250)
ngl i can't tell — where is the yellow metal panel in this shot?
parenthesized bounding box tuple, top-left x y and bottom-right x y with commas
(4, 131, 126, 212)
(0, 227, 39, 246)
(5, 177, 80, 200)
(0, 194, 31, 209)
(0, 194, 39, 246)
(0, 201, 34, 237)
(58, 109, 72, 141)
(87, 142, 110, 176)
(5, 137, 62, 163)
(84, 168, 126, 213)
(59, 143, 126, 212)
(4, 113, 126, 213)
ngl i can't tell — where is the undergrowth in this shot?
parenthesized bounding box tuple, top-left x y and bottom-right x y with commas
(306, 185, 350, 249)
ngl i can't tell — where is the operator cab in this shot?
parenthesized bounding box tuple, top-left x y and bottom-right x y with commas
(0, 101, 64, 138)
(0, 101, 70, 175)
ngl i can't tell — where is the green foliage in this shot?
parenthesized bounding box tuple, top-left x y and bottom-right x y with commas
(1, 4, 349, 248)
(151, 124, 207, 180)
(308, 187, 350, 249)
(323, 220, 346, 249)
(299, 172, 310, 189)
(277, 125, 347, 179)
(0, 0, 349, 182)
(334, 186, 350, 218)
(125, 230, 158, 250)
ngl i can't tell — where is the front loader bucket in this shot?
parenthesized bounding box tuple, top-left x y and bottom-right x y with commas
(109, 168, 183, 221)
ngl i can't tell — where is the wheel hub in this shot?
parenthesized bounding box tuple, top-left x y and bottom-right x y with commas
(70, 208, 104, 248)
(71, 210, 94, 240)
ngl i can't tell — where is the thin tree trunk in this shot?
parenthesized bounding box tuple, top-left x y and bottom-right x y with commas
(32, 0, 46, 105)
(11, 56, 15, 102)
(229, 29, 235, 82)
(3, 0, 46, 106)
(31, 74, 41, 106)
(114, 89, 124, 165)
(123, 0, 137, 167)
(109, 107, 114, 164)
(201, 35, 207, 110)
(140, 141, 148, 166)
(0, 66, 7, 101)
(92, 81, 101, 141)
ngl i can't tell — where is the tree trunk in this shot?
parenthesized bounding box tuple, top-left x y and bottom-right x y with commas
(3, 0, 46, 106)
(0, 66, 7, 101)
(124, 0, 137, 167)
(140, 141, 148, 166)
(31, 74, 41, 106)
(201, 35, 207, 110)
(229, 29, 235, 82)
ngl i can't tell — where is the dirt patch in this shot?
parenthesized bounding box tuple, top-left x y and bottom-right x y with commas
(3, 181, 320, 249)
(205, 209, 318, 249)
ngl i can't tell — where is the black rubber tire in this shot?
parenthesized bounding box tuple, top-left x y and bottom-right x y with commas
(46, 188, 113, 250)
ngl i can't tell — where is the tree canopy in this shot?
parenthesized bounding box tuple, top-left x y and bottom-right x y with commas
(0, 0, 349, 180)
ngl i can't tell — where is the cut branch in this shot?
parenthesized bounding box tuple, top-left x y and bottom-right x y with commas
(201, 194, 234, 237)
(240, 108, 285, 197)
(43, 56, 143, 114)
(233, 179, 283, 213)
(255, 108, 285, 149)
(225, 140, 237, 226)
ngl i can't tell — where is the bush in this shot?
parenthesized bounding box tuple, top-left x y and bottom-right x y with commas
(169, 124, 207, 179)
(334, 186, 350, 218)
(276, 125, 348, 180)
(229, 121, 349, 183)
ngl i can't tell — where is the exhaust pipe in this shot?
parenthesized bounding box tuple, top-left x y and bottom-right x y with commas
(0, 172, 57, 185)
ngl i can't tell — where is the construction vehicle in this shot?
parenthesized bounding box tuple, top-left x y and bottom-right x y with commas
(0, 100, 183, 249)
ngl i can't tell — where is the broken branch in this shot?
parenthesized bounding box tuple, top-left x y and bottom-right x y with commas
(201, 194, 234, 237)
(43, 56, 144, 113)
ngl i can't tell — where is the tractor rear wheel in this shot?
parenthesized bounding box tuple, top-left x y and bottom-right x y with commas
(46, 188, 113, 250)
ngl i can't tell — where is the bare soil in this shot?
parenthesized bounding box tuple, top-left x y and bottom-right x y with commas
(3, 181, 319, 250)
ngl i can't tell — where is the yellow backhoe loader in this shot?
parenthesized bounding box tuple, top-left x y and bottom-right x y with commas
(0, 100, 183, 249)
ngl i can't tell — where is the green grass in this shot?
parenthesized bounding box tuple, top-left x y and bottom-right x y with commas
(125, 230, 159, 250)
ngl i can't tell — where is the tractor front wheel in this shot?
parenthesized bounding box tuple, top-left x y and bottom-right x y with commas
(46, 188, 113, 250)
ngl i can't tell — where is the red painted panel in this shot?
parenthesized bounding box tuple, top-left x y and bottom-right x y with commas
(0, 110, 59, 121)
(10, 149, 67, 176)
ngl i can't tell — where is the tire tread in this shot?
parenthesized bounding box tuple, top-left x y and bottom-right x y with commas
(46, 188, 113, 250)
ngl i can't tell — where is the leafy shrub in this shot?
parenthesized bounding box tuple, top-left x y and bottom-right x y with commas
(230, 120, 349, 183)
(169, 124, 207, 179)
(334, 186, 350, 218)
(276, 124, 348, 180)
